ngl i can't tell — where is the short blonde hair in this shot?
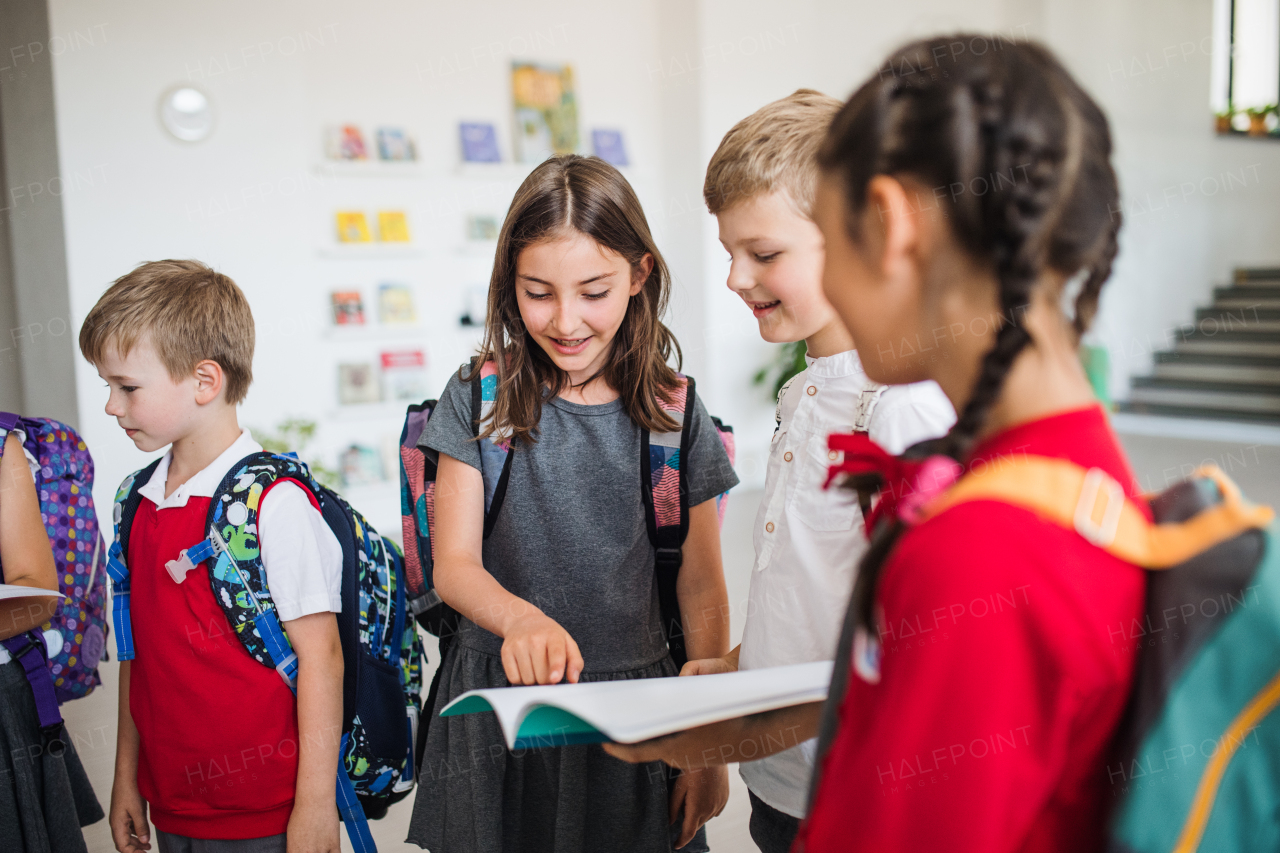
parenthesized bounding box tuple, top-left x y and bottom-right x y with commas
(704, 88, 843, 218)
(79, 260, 255, 404)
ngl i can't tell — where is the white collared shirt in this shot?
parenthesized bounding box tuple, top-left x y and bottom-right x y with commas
(138, 429, 342, 622)
(737, 349, 955, 818)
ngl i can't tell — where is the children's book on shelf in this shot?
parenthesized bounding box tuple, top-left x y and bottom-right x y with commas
(376, 127, 417, 161)
(591, 129, 629, 167)
(338, 362, 381, 405)
(325, 124, 368, 160)
(466, 214, 499, 241)
(511, 61, 578, 163)
(377, 210, 411, 243)
(336, 211, 373, 243)
(378, 283, 416, 325)
(442, 661, 834, 749)
(340, 444, 385, 486)
(381, 349, 428, 402)
(330, 290, 366, 326)
(459, 122, 501, 163)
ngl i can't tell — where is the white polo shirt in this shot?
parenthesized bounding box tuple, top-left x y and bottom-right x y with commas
(737, 349, 955, 818)
(137, 429, 342, 622)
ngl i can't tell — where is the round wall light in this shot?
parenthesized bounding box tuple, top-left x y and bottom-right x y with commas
(159, 85, 215, 142)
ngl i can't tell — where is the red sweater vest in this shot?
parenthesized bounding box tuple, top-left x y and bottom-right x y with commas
(129, 496, 299, 839)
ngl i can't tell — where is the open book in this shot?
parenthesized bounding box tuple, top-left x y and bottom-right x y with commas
(440, 660, 833, 750)
(0, 584, 62, 601)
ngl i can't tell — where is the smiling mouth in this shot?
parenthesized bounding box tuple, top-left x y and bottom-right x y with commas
(549, 336, 592, 355)
(748, 300, 781, 318)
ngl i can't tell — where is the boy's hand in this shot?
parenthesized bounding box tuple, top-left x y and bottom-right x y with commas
(680, 654, 738, 677)
(670, 766, 729, 849)
(109, 778, 150, 853)
(501, 608, 584, 685)
(286, 801, 340, 853)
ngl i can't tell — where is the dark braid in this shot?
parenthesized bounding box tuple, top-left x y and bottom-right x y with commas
(817, 36, 1121, 636)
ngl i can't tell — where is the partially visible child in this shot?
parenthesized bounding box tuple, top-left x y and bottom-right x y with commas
(406, 155, 737, 853)
(0, 428, 103, 852)
(79, 261, 345, 853)
(680, 89, 954, 853)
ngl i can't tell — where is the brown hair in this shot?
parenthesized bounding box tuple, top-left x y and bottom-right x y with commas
(472, 154, 681, 444)
(79, 259, 255, 404)
(704, 88, 844, 217)
(817, 36, 1121, 635)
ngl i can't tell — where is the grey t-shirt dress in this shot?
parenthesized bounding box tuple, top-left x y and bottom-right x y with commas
(406, 367, 738, 853)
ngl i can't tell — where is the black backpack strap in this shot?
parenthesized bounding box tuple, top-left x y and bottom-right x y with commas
(643, 376, 697, 670)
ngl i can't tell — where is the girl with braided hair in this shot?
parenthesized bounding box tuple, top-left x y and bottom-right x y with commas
(795, 35, 1142, 852)
(608, 34, 1141, 853)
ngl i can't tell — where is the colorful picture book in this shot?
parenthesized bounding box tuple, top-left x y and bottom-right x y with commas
(377, 210, 411, 243)
(340, 444, 384, 486)
(459, 122, 501, 163)
(325, 125, 368, 160)
(378, 283, 416, 325)
(511, 62, 578, 163)
(591, 129, 629, 167)
(381, 350, 428, 402)
(466, 214, 499, 241)
(338, 362, 380, 405)
(330, 291, 365, 326)
(442, 661, 834, 750)
(336, 211, 372, 243)
(376, 127, 417, 161)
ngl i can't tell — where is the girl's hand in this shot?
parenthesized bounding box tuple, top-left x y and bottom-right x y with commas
(109, 778, 150, 853)
(670, 766, 729, 848)
(679, 654, 738, 677)
(501, 608, 584, 685)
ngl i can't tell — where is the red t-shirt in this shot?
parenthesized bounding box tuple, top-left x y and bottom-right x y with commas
(796, 405, 1147, 853)
(129, 497, 300, 838)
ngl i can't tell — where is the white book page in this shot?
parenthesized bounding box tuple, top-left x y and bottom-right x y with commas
(0, 584, 62, 601)
(441, 660, 834, 749)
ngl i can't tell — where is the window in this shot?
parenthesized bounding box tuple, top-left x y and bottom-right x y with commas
(1213, 0, 1280, 132)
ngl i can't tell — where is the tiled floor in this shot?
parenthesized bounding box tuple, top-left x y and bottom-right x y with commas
(69, 424, 1280, 852)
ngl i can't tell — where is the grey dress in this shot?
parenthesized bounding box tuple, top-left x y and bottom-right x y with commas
(406, 369, 738, 853)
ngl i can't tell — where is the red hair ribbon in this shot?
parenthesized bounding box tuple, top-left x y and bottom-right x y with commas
(824, 432, 963, 535)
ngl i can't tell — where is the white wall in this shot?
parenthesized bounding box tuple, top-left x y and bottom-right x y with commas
(49, 0, 672, 530)
(48, 0, 1280, 518)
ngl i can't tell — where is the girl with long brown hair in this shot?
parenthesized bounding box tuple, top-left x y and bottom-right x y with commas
(407, 155, 737, 852)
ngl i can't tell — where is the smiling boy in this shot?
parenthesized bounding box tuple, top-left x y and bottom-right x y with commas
(79, 261, 344, 853)
(688, 90, 955, 852)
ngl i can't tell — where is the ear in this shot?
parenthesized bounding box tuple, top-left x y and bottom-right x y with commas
(192, 359, 226, 406)
(862, 175, 923, 285)
(629, 253, 654, 297)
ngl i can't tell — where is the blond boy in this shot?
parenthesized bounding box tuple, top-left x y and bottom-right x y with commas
(80, 261, 344, 853)
(694, 91, 955, 851)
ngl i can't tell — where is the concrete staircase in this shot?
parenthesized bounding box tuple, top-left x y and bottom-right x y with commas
(1124, 268, 1280, 422)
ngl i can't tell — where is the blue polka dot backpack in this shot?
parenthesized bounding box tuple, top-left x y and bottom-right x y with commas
(0, 413, 109, 723)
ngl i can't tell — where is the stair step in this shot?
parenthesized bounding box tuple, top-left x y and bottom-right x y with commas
(1151, 362, 1280, 385)
(1174, 339, 1280, 357)
(1235, 267, 1280, 283)
(1117, 400, 1280, 424)
(1155, 351, 1280, 368)
(1189, 312, 1280, 334)
(1127, 383, 1280, 416)
(1213, 285, 1280, 302)
(1197, 306, 1280, 322)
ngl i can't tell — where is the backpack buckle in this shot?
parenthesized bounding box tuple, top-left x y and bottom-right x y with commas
(1074, 468, 1124, 547)
(274, 652, 298, 690)
(654, 547, 682, 569)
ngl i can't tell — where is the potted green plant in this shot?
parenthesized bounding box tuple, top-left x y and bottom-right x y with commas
(1215, 102, 1235, 134)
(1245, 104, 1275, 136)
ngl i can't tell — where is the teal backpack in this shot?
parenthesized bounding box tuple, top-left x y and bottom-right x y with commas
(107, 452, 424, 853)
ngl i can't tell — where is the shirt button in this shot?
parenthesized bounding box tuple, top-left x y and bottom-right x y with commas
(807, 385, 817, 396)
(828, 450, 839, 461)
(783, 451, 793, 462)
(765, 521, 775, 533)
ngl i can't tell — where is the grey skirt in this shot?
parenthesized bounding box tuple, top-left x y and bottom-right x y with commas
(0, 658, 103, 853)
(407, 642, 693, 853)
